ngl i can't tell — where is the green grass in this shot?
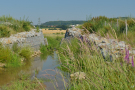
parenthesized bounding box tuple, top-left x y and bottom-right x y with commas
(0, 43, 33, 68)
(58, 37, 135, 90)
(40, 34, 64, 54)
(19, 46, 34, 60)
(83, 16, 135, 47)
(0, 15, 34, 38)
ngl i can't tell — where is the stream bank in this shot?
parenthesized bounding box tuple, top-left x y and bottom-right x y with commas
(0, 51, 69, 90)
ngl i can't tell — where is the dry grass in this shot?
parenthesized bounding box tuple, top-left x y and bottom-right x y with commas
(44, 34, 65, 37)
(42, 29, 66, 34)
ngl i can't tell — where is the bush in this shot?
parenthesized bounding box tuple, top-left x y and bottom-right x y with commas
(0, 15, 34, 37)
(19, 46, 33, 60)
(0, 46, 11, 63)
(12, 42, 20, 53)
(0, 25, 10, 37)
(36, 26, 40, 32)
(40, 44, 48, 54)
(0, 45, 22, 67)
(22, 22, 30, 31)
(7, 53, 22, 67)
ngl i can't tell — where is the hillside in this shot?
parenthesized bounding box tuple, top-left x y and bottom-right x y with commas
(41, 20, 85, 26)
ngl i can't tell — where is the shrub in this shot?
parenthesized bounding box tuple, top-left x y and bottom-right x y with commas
(22, 22, 30, 31)
(7, 53, 22, 67)
(0, 25, 10, 37)
(0, 46, 11, 63)
(19, 46, 33, 60)
(36, 26, 40, 32)
(12, 42, 20, 53)
(40, 44, 48, 54)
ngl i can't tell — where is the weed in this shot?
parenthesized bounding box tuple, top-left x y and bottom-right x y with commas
(19, 46, 34, 60)
(36, 26, 40, 32)
(58, 36, 135, 90)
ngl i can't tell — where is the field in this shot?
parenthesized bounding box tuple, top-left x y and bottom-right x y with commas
(42, 28, 66, 34)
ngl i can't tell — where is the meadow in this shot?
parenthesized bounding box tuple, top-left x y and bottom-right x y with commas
(42, 28, 66, 34)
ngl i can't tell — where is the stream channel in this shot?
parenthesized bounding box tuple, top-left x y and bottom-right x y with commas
(0, 51, 69, 90)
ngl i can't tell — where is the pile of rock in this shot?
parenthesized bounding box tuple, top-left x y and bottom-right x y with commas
(64, 27, 135, 61)
(0, 29, 46, 50)
(65, 28, 82, 38)
(31, 50, 42, 57)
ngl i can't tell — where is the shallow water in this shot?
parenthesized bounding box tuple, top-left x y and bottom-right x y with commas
(0, 52, 69, 90)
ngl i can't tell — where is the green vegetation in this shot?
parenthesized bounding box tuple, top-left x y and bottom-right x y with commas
(0, 15, 33, 38)
(19, 46, 34, 60)
(37, 20, 86, 30)
(0, 45, 22, 67)
(41, 20, 85, 26)
(0, 43, 33, 67)
(58, 37, 135, 90)
(0, 73, 45, 90)
(83, 16, 135, 47)
(36, 26, 40, 32)
(40, 34, 63, 54)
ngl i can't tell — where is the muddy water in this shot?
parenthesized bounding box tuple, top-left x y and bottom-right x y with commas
(0, 52, 69, 90)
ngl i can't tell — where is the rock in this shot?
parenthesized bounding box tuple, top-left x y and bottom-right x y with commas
(129, 50, 135, 55)
(98, 43, 107, 49)
(101, 37, 109, 43)
(70, 72, 86, 80)
(118, 41, 126, 48)
(0, 63, 6, 67)
(65, 28, 82, 38)
(6, 39, 12, 44)
(109, 39, 118, 45)
(21, 58, 25, 62)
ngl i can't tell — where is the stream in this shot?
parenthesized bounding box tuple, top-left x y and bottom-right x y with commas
(0, 51, 69, 90)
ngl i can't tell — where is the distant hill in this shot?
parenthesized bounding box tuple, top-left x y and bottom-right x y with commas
(41, 20, 86, 26)
(115, 17, 135, 20)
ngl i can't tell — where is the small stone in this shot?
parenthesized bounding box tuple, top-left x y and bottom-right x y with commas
(0, 63, 6, 67)
(70, 72, 86, 80)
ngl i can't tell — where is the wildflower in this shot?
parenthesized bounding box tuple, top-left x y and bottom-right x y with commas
(132, 55, 134, 67)
(125, 47, 130, 63)
(127, 49, 130, 63)
(125, 47, 128, 61)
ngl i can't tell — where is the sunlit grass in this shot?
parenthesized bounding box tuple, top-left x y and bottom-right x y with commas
(58, 36, 135, 90)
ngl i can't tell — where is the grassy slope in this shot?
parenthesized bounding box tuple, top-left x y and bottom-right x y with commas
(83, 16, 135, 47)
(58, 38, 135, 90)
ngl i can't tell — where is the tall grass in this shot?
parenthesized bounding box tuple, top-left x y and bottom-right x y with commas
(83, 16, 135, 47)
(19, 46, 34, 60)
(0, 45, 22, 67)
(0, 15, 33, 38)
(58, 37, 135, 90)
(0, 43, 33, 67)
(40, 34, 63, 54)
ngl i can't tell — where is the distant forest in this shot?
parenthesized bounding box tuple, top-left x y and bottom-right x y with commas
(35, 20, 86, 30)
(41, 20, 86, 26)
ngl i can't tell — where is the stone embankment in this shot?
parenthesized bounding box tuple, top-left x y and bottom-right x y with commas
(0, 29, 46, 50)
(64, 27, 135, 80)
(64, 27, 135, 61)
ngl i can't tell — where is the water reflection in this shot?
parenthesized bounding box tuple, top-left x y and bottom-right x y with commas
(0, 51, 69, 90)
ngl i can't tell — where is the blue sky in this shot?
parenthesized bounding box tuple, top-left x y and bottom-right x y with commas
(0, 0, 134, 25)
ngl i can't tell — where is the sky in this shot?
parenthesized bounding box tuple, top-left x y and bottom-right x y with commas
(0, 0, 135, 25)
